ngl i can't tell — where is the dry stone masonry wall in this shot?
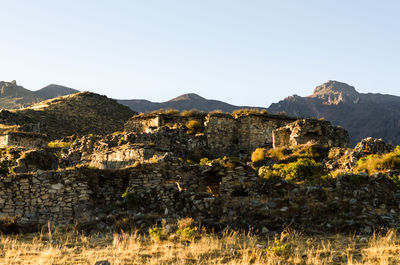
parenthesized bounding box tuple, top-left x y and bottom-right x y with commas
(0, 112, 359, 233)
(125, 112, 348, 159)
(0, 132, 48, 149)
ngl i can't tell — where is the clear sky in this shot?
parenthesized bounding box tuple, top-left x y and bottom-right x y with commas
(0, 0, 399, 107)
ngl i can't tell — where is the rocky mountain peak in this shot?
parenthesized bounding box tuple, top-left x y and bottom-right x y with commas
(0, 81, 42, 108)
(310, 80, 360, 105)
(168, 93, 205, 102)
(0, 81, 18, 95)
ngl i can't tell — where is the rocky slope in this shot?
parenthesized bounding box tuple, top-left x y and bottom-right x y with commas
(268, 81, 400, 145)
(0, 81, 42, 109)
(0, 81, 80, 109)
(0, 92, 135, 139)
(34, 84, 79, 100)
(118, 93, 264, 113)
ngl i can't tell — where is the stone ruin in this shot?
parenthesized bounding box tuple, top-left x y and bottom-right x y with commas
(272, 119, 349, 148)
(8, 112, 400, 236)
(125, 112, 349, 158)
(0, 131, 48, 149)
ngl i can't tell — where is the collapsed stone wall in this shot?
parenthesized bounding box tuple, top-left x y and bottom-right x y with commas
(62, 129, 208, 169)
(125, 113, 347, 159)
(125, 114, 206, 134)
(273, 119, 349, 148)
(124, 116, 160, 134)
(2, 159, 400, 234)
(0, 132, 48, 149)
(237, 114, 295, 153)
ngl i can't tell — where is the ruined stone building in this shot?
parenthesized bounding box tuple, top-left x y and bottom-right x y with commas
(0, 111, 356, 232)
(0, 131, 48, 149)
(125, 112, 349, 157)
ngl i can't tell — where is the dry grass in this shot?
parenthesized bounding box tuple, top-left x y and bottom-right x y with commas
(251, 148, 267, 162)
(2, 227, 400, 264)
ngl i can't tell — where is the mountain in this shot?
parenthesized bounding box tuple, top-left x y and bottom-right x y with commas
(0, 81, 80, 110)
(0, 92, 135, 140)
(34, 84, 80, 100)
(118, 93, 263, 113)
(268, 80, 400, 145)
(0, 81, 42, 109)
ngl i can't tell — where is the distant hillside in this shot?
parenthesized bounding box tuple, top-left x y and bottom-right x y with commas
(268, 80, 400, 145)
(0, 81, 42, 109)
(118, 93, 263, 113)
(0, 92, 135, 140)
(34, 84, 80, 100)
(0, 81, 80, 110)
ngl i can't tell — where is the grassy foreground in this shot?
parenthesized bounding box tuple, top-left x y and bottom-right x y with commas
(1, 227, 400, 264)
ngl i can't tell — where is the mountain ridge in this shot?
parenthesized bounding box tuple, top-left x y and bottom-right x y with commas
(34, 84, 80, 100)
(117, 93, 265, 113)
(1, 79, 400, 145)
(268, 80, 400, 145)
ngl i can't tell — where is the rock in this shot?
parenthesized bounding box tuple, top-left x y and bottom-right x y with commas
(280, 207, 289, 212)
(94, 261, 111, 265)
(261, 227, 269, 234)
(51, 183, 65, 190)
(355, 137, 393, 154)
(363, 226, 372, 234)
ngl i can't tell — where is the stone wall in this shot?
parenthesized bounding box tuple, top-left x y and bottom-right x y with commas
(62, 129, 208, 169)
(125, 113, 347, 159)
(124, 116, 160, 133)
(0, 161, 246, 227)
(87, 144, 167, 169)
(1, 157, 400, 233)
(204, 114, 238, 157)
(273, 119, 349, 148)
(0, 132, 48, 149)
(237, 114, 295, 153)
(124, 114, 206, 134)
(0, 170, 91, 226)
(0, 135, 7, 148)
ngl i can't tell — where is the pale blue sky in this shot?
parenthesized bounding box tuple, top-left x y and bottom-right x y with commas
(0, 1, 399, 106)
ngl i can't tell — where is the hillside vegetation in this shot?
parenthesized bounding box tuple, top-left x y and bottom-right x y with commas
(1, 92, 135, 139)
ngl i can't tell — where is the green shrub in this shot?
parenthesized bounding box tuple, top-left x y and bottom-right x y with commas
(199, 156, 238, 168)
(266, 239, 291, 256)
(389, 174, 400, 189)
(259, 158, 326, 182)
(199, 158, 211, 165)
(355, 148, 400, 174)
(176, 227, 195, 241)
(251, 148, 267, 163)
(258, 166, 277, 180)
(149, 227, 164, 241)
(48, 142, 71, 148)
(118, 136, 126, 145)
